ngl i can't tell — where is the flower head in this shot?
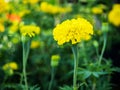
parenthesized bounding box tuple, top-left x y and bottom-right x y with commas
(92, 7, 103, 14)
(53, 18, 93, 45)
(2, 62, 18, 70)
(7, 14, 21, 23)
(108, 4, 120, 26)
(40, 2, 72, 14)
(23, 0, 39, 4)
(2, 62, 18, 76)
(92, 4, 106, 15)
(20, 25, 40, 37)
(30, 40, 40, 49)
(0, 0, 9, 13)
(0, 23, 5, 32)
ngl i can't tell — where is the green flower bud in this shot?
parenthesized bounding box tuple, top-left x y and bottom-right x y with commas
(51, 55, 60, 67)
(93, 40, 99, 48)
(4, 68, 14, 76)
(102, 22, 109, 32)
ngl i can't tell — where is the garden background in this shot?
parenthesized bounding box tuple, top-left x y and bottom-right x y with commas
(0, 0, 120, 90)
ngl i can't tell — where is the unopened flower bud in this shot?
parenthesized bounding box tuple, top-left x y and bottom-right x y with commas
(51, 55, 60, 67)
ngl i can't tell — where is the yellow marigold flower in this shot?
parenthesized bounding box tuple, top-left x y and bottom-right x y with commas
(40, 2, 59, 14)
(92, 7, 103, 14)
(0, 23, 5, 32)
(92, 4, 106, 15)
(108, 4, 120, 26)
(51, 55, 60, 67)
(18, 10, 31, 17)
(40, 2, 71, 14)
(53, 18, 93, 45)
(113, 4, 120, 9)
(30, 40, 40, 49)
(9, 22, 19, 34)
(23, 0, 39, 4)
(0, 0, 9, 13)
(20, 25, 40, 37)
(2, 62, 18, 70)
(59, 7, 72, 13)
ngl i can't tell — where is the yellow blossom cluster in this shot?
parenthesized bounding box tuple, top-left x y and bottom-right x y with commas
(0, 23, 5, 32)
(0, 0, 9, 13)
(92, 4, 106, 14)
(40, 2, 72, 14)
(2, 62, 18, 76)
(20, 25, 40, 37)
(30, 40, 40, 49)
(9, 22, 19, 34)
(3, 62, 18, 70)
(108, 4, 120, 26)
(23, 0, 39, 4)
(92, 7, 103, 14)
(53, 18, 93, 45)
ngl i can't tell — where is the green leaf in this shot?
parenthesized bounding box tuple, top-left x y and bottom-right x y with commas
(59, 85, 73, 90)
(111, 67, 120, 72)
(92, 72, 99, 78)
(97, 71, 108, 75)
(83, 71, 92, 79)
(29, 85, 40, 90)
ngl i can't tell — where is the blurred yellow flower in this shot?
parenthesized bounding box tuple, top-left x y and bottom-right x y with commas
(108, 4, 120, 26)
(20, 25, 40, 37)
(23, 0, 39, 4)
(53, 18, 93, 45)
(40, 2, 59, 14)
(2, 62, 18, 70)
(51, 55, 60, 67)
(92, 4, 107, 14)
(92, 7, 103, 14)
(0, 17, 5, 24)
(0, 0, 9, 13)
(18, 10, 31, 17)
(9, 22, 19, 34)
(59, 7, 72, 13)
(113, 4, 120, 9)
(0, 23, 5, 32)
(30, 40, 40, 49)
(40, 2, 72, 14)
(2, 62, 18, 76)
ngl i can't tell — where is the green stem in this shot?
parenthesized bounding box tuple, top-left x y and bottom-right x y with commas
(22, 39, 31, 90)
(92, 78, 96, 90)
(82, 42, 88, 64)
(72, 45, 78, 90)
(48, 67, 55, 90)
(98, 33, 107, 65)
